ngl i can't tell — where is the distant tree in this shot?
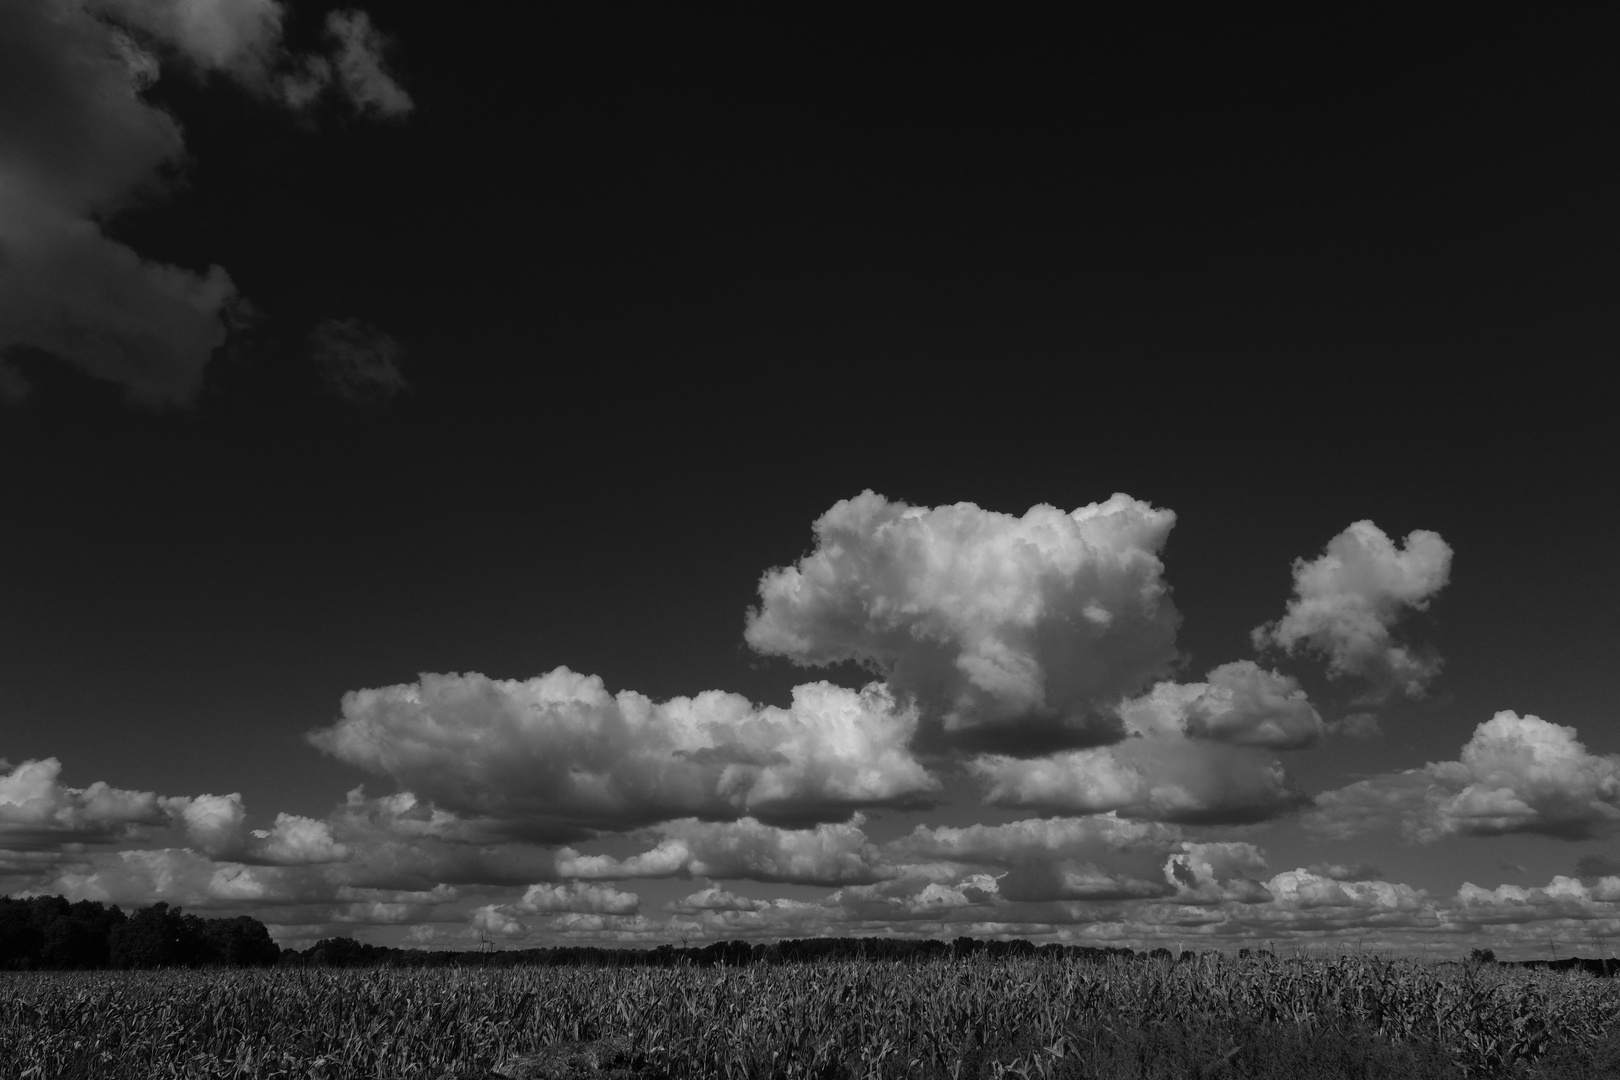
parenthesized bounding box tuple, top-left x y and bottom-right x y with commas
(109, 903, 185, 968)
(1470, 948, 1497, 965)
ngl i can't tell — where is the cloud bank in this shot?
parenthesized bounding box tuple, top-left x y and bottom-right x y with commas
(308, 669, 939, 837)
(1311, 711, 1620, 841)
(746, 491, 1180, 753)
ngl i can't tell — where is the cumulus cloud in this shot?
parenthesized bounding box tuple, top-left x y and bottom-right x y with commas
(48, 847, 309, 907)
(0, 0, 236, 402)
(516, 881, 640, 916)
(0, 0, 407, 403)
(1252, 520, 1452, 699)
(309, 669, 938, 837)
(1163, 842, 1272, 905)
(469, 904, 525, 938)
(1452, 875, 1620, 926)
(557, 816, 889, 886)
(665, 887, 769, 914)
(1306, 862, 1384, 882)
(1182, 662, 1325, 750)
(161, 792, 247, 856)
(745, 492, 1180, 753)
(970, 681, 1310, 824)
(1311, 711, 1620, 842)
(0, 758, 165, 847)
(1259, 869, 1426, 921)
(310, 317, 408, 404)
(251, 813, 348, 865)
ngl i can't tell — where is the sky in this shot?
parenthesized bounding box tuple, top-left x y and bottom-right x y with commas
(2, 3, 1618, 959)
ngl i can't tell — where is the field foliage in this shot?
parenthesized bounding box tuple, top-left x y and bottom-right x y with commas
(4, 953, 1619, 1079)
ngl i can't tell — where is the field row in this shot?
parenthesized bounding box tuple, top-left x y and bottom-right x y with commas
(4, 954, 1619, 1078)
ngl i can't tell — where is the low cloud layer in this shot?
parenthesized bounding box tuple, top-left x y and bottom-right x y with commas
(746, 492, 1181, 753)
(1311, 711, 1620, 842)
(308, 669, 939, 837)
(970, 679, 1311, 824)
(1253, 520, 1451, 699)
(0, 0, 408, 403)
(557, 817, 889, 887)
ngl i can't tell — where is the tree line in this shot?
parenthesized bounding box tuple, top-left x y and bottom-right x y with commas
(0, 895, 278, 970)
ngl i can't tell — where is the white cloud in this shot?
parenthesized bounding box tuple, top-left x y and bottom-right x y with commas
(970, 681, 1309, 824)
(48, 847, 308, 907)
(1311, 711, 1620, 842)
(1182, 662, 1325, 750)
(469, 904, 525, 938)
(665, 887, 768, 914)
(0, 758, 165, 847)
(0, 0, 406, 403)
(557, 816, 889, 886)
(251, 813, 349, 865)
(745, 492, 1180, 753)
(309, 669, 938, 835)
(516, 881, 640, 916)
(1252, 520, 1451, 698)
(161, 792, 247, 856)
(1163, 842, 1272, 905)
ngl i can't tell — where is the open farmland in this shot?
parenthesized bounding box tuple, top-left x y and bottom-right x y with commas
(4, 954, 1619, 1079)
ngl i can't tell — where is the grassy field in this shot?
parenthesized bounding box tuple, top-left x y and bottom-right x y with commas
(4, 953, 1619, 1079)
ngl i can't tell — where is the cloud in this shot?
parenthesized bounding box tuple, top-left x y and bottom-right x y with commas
(0, 0, 406, 403)
(0, 0, 236, 403)
(310, 317, 408, 404)
(745, 491, 1180, 754)
(0, 758, 166, 848)
(1252, 520, 1452, 699)
(1306, 862, 1384, 882)
(47, 847, 312, 907)
(161, 792, 248, 856)
(1182, 662, 1326, 750)
(665, 887, 769, 914)
(1310, 711, 1620, 842)
(309, 669, 938, 837)
(516, 882, 639, 916)
(1452, 875, 1620, 927)
(1163, 843, 1272, 905)
(251, 813, 349, 865)
(469, 904, 525, 938)
(557, 816, 889, 886)
(1259, 869, 1427, 920)
(970, 681, 1310, 824)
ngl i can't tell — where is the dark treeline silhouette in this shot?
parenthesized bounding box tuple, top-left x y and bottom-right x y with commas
(0, 895, 278, 970)
(276, 935, 1143, 968)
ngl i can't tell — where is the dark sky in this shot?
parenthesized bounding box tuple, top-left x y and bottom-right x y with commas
(2, 4, 1617, 954)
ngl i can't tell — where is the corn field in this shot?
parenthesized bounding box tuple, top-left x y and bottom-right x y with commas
(4, 954, 1619, 1079)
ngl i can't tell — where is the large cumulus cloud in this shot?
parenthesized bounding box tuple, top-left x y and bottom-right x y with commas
(1310, 711, 1620, 842)
(745, 491, 1181, 753)
(309, 669, 939, 838)
(0, 757, 166, 847)
(969, 679, 1311, 824)
(1252, 520, 1451, 699)
(0, 0, 408, 402)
